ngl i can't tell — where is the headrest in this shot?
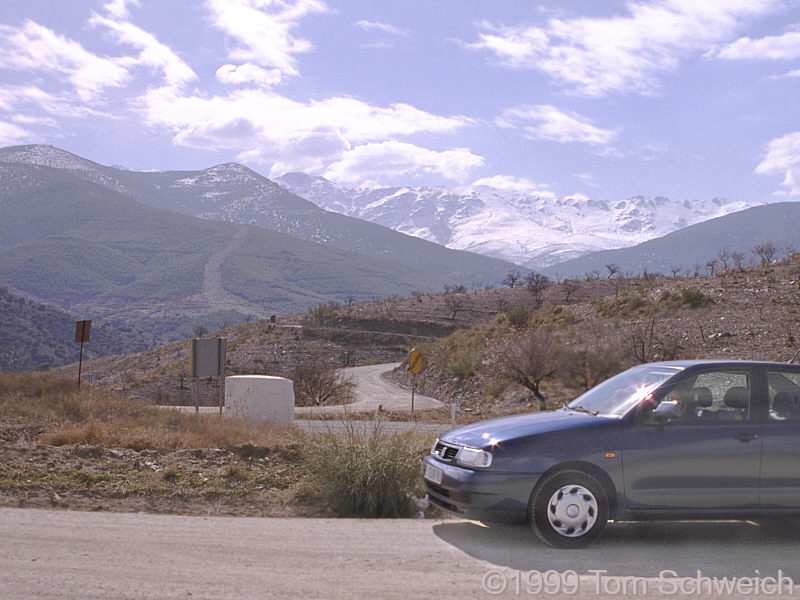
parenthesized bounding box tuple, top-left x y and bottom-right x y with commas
(724, 387, 749, 409)
(773, 392, 799, 415)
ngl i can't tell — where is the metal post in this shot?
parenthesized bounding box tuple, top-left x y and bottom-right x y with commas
(77, 340, 84, 389)
(219, 375, 224, 415)
(411, 372, 416, 422)
(195, 377, 200, 414)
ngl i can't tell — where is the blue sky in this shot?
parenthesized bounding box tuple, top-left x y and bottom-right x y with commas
(0, 0, 799, 203)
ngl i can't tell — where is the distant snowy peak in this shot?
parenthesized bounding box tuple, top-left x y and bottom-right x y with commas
(275, 173, 754, 268)
(0, 144, 101, 172)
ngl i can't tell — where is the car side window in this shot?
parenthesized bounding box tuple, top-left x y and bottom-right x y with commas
(767, 370, 800, 421)
(646, 370, 752, 424)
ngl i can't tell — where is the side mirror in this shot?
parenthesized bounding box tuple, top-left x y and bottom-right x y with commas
(653, 400, 681, 422)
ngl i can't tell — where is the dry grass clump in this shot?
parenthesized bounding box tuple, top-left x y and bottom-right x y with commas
(303, 419, 434, 518)
(0, 372, 292, 452)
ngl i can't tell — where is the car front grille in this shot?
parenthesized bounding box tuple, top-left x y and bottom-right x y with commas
(432, 441, 460, 461)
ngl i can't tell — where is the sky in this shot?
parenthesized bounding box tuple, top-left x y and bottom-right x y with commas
(0, 0, 799, 204)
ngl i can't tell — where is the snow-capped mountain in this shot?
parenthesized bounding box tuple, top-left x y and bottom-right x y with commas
(276, 173, 757, 268)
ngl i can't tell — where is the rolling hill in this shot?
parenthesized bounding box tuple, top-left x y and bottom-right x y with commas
(0, 145, 518, 287)
(541, 202, 800, 279)
(0, 162, 479, 330)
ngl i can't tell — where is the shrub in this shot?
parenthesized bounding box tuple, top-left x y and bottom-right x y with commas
(504, 304, 533, 331)
(594, 293, 650, 318)
(680, 287, 713, 308)
(303, 420, 432, 517)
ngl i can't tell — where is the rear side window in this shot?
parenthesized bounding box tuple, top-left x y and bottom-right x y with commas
(767, 370, 800, 421)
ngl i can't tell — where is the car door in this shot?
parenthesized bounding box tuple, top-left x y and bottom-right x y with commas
(759, 367, 800, 507)
(622, 366, 761, 509)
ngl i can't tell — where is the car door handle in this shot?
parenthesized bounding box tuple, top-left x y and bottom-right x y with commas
(734, 431, 758, 443)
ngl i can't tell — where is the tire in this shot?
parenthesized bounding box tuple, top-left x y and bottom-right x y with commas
(528, 469, 609, 549)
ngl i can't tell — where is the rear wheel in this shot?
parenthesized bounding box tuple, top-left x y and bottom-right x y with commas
(529, 469, 609, 548)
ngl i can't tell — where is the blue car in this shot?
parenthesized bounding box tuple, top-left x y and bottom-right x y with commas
(422, 360, 800, 547)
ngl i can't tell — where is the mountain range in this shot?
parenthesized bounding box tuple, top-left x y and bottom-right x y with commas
(0, 145, 516, 289)
(0, 159, 507, 332)
(275, 172, 756, 268)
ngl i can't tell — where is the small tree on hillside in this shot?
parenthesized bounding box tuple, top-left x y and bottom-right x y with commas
(502, 269, 521, 288)
(753, 242, 777, 265)
(291, 359, 355, 406)
(523, 272, 550, 309)
(487, 328, 562, 410)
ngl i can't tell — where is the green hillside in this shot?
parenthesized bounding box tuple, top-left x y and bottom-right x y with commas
(0, 162, 449, 320)
(0, 287, 154, 372)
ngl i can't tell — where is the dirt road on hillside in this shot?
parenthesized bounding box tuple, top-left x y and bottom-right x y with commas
(192, 224, 272, 318)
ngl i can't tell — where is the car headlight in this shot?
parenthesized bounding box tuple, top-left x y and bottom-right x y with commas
(456, 446, 493, 468)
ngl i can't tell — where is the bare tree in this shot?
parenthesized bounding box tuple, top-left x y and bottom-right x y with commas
(562, 279, 579, 303)
(731, 250, 746, 271)
(753, 242, 777, 264)
(523, 272, 550, 309)
(670, 265, 682, 278)
(502, 269, 521, 288)
(605, 264, 620, 279)
(443, 289, 467, 320)
(559, 343, 623, 391)
(705, 259, 719, 276)
(487, 328, 562, 410)
(291, 359, 355, 406)
(622, 319, 656, 364)
(717, 247, 731, 273)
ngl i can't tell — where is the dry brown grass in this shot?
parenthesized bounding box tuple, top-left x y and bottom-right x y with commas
(0, 372, 294, 452)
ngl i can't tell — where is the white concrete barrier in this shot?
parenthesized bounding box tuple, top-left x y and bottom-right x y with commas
(225, 375, 294, 426)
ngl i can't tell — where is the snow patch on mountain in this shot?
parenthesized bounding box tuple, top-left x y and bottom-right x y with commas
(275, 173, 756, 268)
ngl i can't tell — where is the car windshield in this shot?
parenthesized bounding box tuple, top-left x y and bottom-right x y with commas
(568, 365, 682, 416)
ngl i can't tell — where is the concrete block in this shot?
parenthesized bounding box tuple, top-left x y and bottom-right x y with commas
(225, 375, 294, 425)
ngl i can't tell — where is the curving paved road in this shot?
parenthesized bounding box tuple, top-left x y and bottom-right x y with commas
(294, 362, 444, 417)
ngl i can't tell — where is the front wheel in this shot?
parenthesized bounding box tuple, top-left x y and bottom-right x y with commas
(529, 469, 609, 548)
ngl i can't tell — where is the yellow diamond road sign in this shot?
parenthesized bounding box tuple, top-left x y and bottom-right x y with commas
(409, 348, 423, 375)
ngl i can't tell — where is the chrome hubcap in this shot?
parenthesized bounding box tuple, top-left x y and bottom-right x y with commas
(547, 485, 598, 538)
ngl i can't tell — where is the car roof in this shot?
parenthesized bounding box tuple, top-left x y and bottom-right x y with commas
(645, 359, 800, 370)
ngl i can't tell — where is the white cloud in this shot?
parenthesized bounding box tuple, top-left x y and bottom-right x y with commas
(576, 172, 601, 188)
(216, 64, 283, 86)
(142, 87, 474, 177)
(102, 0, 141, 20)
(0, 20, 130, 101)
(471, 174, 555, 197)
(565, 192, 590, 202)
(89, 13, 196, 88)
(756, 131, 800, 196)
(323, 141, 484, 185)
(469, 0, 781, 96)
(0, 119, 32, 144)
(206, 0, 328, 82)
(716, 30, 800, 60)
(354, 20, 409, 36)
(497, 105, 617, 145)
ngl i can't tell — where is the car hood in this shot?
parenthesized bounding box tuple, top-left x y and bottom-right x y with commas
(440, 409, 618, 448)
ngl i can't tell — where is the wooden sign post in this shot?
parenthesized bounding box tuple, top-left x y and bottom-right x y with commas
(408, 348, 423, 422)
(75, 320, 92, 389)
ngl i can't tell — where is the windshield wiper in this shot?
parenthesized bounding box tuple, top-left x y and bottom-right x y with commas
(565, 403, 599, 416)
